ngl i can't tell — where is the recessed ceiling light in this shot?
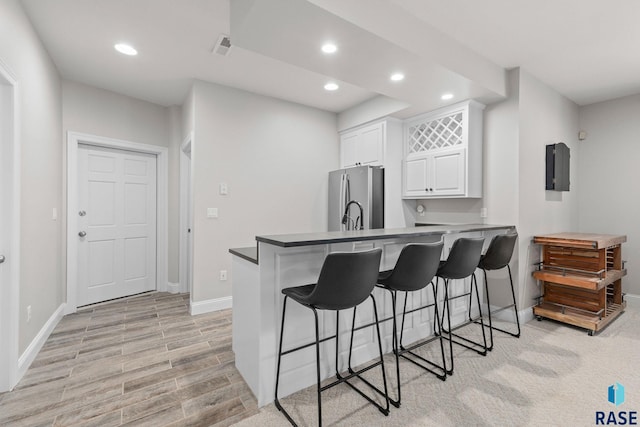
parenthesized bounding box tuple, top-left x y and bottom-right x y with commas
(321, 43, 337, 54)
(114, 43, 138, 56)
(441, 93, 454, 100)
(324, 82, 339, 91)
(390, 73, 405, 82)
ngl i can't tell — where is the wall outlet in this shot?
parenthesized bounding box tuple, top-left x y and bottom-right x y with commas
(480, 207, 488, 218)
(220, 270, 227, 281)
(219, 183, 228, 195)
(207, 208, 218, 218)
(27, 305, 32, 322)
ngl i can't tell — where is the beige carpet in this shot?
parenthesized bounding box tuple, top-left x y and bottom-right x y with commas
(233, 305, 640, 426)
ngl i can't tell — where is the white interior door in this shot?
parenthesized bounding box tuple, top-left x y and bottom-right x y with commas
(0, 77, 9, 391)
(0, 68, 18, 392)
(77, 144, 157, 306)
(180, 139, 193, 294)
(186, 156, 193, 293)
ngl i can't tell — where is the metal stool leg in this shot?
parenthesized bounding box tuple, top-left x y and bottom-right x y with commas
(430, 283, 448, 379)
(442, 278, 455, 375)
(475, 265, 521, 346)
(344, 298, 391, 415)
(312, 307, 322, 427)
(471, 273, 489, 353)
(482, 268, 495, 350)
(390, 290, 402, 407)
(395, 286, 447, 381)
(274, 297, 298, 426)
(507, 265, 522, 337)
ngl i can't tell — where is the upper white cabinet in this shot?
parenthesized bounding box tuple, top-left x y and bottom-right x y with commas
(340, 121, 385, 168)
(402, 100, 485, 199)
(339, 118, 409, 228)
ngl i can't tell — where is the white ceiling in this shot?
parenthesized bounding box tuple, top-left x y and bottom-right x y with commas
(392, 0, 640, 106)
(19, 0, 640, 114)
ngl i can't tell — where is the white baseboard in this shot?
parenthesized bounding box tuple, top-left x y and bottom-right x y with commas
(190, 296, 232, 315)
(625, 293, 640, 308)
(167, 282, 182, 294)
(485, 303, 534, 325)
(17, 303, 65, 381)
(519, 306, 535, 324)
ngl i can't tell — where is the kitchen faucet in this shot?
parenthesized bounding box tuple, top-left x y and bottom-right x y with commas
(341, 200, 364, 230)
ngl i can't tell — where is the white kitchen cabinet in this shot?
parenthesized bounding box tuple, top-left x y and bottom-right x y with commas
(339, 118, 408, 228)
(340, 121, 385, 168)
(402, 100, 484, 199)
(404, 148, 466, 197)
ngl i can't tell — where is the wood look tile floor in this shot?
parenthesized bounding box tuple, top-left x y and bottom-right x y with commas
(0, 292, 259, 427)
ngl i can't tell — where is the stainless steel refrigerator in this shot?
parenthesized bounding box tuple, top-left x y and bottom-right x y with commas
(328, 165, 384, 231)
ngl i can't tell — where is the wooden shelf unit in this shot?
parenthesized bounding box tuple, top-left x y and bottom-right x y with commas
(532, 233, 627, 335)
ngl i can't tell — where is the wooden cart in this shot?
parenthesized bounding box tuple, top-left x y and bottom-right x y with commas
(532, 232, 627, 335)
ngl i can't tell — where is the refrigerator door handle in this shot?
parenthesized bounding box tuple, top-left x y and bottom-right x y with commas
(339, 174, 346, 230)
(345, 173, 350, 204)
(343, 174, 351, 231)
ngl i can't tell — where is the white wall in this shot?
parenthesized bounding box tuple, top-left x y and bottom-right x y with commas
(516, 69, 580, 309)
(62, 80, 171, 147)
(480, 68, 580, 311)
(182, 86, 195, 137)
(167, 105, 183, 284)
(0, 0, 63, 354)
(481, 69, 520, 308)
(483, 69, 520, 227)
(578, 94, 640, 297)
(337, 95, 410, 132)
(191, 80, 338, 302)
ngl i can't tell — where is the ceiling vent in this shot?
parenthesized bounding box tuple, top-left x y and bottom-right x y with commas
(212, 34, 232, 56)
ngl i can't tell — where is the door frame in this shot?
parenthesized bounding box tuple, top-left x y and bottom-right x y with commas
(179, 133, 193, 294)
(66, 132, 168, 313)
(0, 58, 21, 392)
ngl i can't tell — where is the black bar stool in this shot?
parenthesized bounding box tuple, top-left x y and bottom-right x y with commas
(274, 248, 389, 426)
(374, 241, 445, 407)
(435, 237, 487, 375)
(476, 232, 520, 350)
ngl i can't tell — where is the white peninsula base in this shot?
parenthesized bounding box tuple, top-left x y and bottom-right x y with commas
(230, 224, 515, 407)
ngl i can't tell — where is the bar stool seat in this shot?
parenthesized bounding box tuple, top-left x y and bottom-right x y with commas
(476, 232, 520, 350)
(375, 241, 445, 407)
(435, 237, 487, 375)
(274, 248, 390, 426)
(281, 284, 315, 303)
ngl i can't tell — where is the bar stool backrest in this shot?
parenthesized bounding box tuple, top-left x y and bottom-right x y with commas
(382, 242, 443, 292)
(308, 248, 382, 310)
(478, 233, 518, 271)
(437, 237, 485, 280)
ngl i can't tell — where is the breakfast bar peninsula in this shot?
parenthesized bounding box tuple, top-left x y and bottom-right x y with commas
(229, 224, 516, 406)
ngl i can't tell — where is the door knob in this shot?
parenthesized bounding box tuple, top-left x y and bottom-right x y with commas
(0, 255, 5, 264)
(78, 231, 87, 237)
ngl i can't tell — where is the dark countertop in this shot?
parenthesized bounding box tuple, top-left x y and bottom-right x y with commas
(255, 224, 515, 248)
(228, 247, 258, 264)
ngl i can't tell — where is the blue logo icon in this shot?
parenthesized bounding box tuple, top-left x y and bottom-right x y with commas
(608, 382, 625, 407)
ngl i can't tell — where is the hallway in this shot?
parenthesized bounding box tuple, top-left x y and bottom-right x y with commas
(0, 292, 257, 426)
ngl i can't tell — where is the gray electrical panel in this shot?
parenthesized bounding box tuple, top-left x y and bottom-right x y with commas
(545, 142, 570, 191)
